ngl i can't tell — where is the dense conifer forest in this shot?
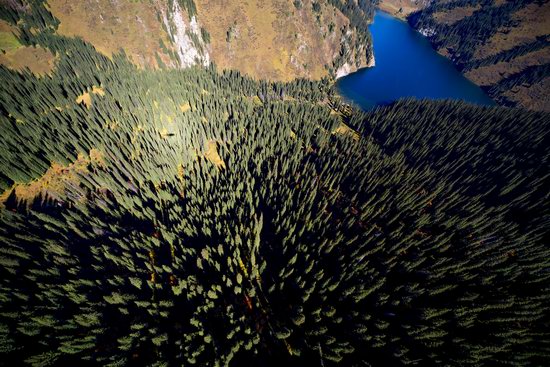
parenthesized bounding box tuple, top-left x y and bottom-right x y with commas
(0, 1, 549, 366)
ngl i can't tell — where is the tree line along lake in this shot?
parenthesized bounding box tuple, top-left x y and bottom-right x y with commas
(337, 11, 495, 110)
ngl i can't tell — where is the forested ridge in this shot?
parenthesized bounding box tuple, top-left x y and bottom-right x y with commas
(410, 0, 535, 65)
(408, 0, 550, 110)
(0, 1, 550, 366)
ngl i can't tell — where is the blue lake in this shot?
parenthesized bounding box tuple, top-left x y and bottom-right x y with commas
(337, 11, 495, 110)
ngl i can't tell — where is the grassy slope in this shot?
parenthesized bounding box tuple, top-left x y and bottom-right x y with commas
(47, 0, 177, 69)
(44, 0, 367, 81)
(196, 0, 367, 81)
(471, 3, 550, 60)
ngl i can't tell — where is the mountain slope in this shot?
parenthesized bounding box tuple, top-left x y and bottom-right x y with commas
(0, 0, 374, 81)
(47, 0, 210, 69)
(409, 0, 550, 111)
(196, 0, 372, 81)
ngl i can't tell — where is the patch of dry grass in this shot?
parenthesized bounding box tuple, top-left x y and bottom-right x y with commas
(76, 86, 106, 109)
(203, 140, 226, 169)
(0, 45, 57, 75)
(0, 20, 57, 75)
(179, 102, 191, 112)
(333, 121, 360, 141)
(0, 149, 105, 206)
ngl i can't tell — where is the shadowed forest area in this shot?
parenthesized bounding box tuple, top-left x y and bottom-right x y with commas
(0, 0, 549, 366)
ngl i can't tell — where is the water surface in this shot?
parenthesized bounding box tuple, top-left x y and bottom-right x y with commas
(337, 11, 494, 110)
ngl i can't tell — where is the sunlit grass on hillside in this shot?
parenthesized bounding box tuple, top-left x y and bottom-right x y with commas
(0, 29, 21, 52)
(47, 0, 176, 69)
(195, 0, 349, 81)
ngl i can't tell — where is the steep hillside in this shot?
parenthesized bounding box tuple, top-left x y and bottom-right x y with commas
(196, 0, 373, 81)
(0, 0, 374, 81)
(47, 0, 210, 69)
(409, 0, 550, 111)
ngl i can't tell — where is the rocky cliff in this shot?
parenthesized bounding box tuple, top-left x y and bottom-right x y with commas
(196, 0, 371, 81)
(46, 0, 210, 69)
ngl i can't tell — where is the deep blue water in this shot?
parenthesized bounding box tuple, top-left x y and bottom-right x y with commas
(337, 11, 495, 110)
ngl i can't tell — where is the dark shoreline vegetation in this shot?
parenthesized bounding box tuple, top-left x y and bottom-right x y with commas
(408, 0, 550, 108)
(1, 1, 549, 366)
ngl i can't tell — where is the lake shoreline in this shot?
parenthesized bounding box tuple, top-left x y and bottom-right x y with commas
(336, 10, 494, 110)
